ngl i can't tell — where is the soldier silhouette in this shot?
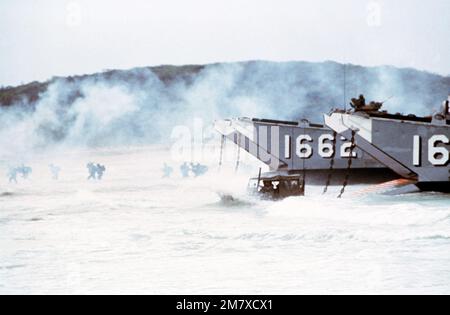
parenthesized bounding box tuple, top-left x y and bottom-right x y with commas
(96, 164, 106, 180)
(87, 163, 97, 180)
(49, 164, 61, 180)
(8, 168, 18, 183)
(190, 163, 208, 177)
(180, 162, 190, 178)
(162, 163, 173, 178)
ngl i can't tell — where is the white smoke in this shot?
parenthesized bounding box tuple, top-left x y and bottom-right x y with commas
(0, 61, 448, 161)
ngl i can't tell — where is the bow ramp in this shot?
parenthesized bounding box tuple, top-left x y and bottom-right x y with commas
(214, 118, 288, 170)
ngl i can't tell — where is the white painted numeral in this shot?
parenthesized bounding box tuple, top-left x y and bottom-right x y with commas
(341, 142, 357, 158)
(318, 134, 335, 158)
(413, 135, 421, 166)
(296, 135, 313, 159)
(413, 135, 449, 166)
(428, 135, 449, 166)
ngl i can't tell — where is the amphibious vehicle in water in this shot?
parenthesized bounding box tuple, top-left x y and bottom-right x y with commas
(247, 169, 305, 199)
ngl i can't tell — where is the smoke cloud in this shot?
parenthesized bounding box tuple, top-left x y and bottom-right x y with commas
(0, 61, 448, 160)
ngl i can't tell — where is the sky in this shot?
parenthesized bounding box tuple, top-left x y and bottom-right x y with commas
(0, 0, 449, 86)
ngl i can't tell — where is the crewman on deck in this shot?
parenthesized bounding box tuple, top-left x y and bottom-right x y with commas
(350, 94, 366, 110)
(443, 96, 450, 118)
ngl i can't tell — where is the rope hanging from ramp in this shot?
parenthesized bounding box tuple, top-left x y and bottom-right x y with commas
(338, 130, 356, 198)
(323, 131, 338, 194)
(235, 134, 241, 173)
(218, 135, 225, 171)
(301, 120, 308, 195)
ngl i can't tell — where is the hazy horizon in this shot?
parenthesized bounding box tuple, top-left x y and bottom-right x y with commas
(3, 59, 450, 89)
(1, 0, 449, 86)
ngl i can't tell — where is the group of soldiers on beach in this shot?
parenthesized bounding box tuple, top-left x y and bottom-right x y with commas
(7, 165, 33, 183)
(6, 162, 107, 183)
(6, 160, 207, 183)
(162, 162, 209, 179)
(86, 163, 107, 181)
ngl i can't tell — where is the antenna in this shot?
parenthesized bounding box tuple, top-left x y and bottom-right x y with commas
(343, 63, 347, 111)
(380, 96, 394, 104)
(445, 97, 449, 115)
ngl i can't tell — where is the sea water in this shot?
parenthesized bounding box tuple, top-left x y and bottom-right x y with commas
(0, 146, 449, 294)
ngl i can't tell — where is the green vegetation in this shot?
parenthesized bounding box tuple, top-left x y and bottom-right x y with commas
(0, 64, 206, 107)
(0, 81, 50, 107)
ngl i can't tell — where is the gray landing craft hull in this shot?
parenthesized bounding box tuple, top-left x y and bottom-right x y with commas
(214, 118, 398, 185)
(324, 113, 450, 192)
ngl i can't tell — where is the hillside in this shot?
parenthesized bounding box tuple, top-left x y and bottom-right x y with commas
(1, 61, 449, 117)
(0, 61, 449, 149)
(0, 64, 206, 107)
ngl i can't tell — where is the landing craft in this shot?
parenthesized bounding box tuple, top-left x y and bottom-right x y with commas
(214, 116, 398, 191)
(324, 96, 450, 193)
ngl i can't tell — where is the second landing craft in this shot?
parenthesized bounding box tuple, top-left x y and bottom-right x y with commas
(325, 96, 450, 193)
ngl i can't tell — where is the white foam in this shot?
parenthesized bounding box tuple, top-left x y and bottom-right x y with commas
(0, 146, 449, 294)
